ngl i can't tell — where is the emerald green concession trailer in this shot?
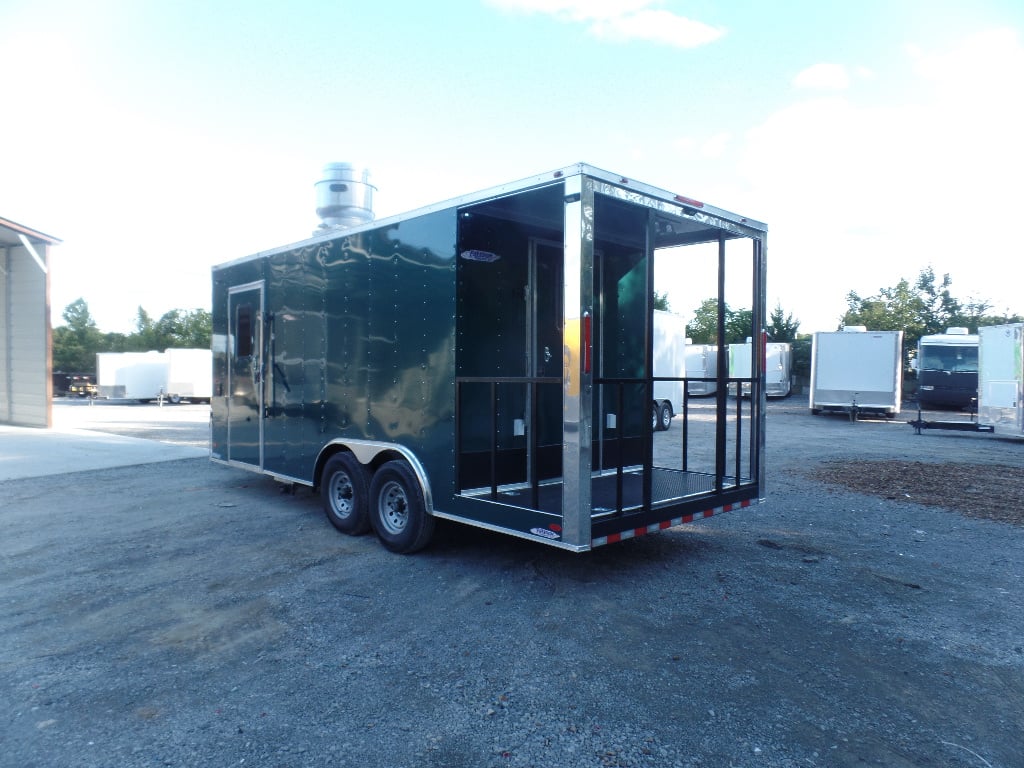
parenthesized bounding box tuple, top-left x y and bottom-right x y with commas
(211, 164, 768, 553)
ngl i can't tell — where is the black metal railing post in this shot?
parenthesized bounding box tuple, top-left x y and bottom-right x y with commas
(489, 381, 498, 499)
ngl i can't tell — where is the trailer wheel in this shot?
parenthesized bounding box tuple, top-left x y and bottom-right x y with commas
(658, 402, 673, 431)
(369, 460, 435, 554)
(651, 404, 660, 432)
(321, 453, 371, 535)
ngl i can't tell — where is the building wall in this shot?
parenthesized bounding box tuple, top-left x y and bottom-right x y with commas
(1, 240, 51, 427)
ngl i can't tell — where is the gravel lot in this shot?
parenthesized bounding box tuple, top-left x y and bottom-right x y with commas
(2, 398, 1022, 767)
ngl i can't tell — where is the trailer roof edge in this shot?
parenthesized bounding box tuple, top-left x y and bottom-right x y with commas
(212, 163, 767, 271)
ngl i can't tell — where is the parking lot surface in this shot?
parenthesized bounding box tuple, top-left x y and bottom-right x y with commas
(1, 397, 1022, 767)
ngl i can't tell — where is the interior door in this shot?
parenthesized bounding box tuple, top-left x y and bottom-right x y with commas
(227, 282, 264, 467)
(528, 239, 564, 482)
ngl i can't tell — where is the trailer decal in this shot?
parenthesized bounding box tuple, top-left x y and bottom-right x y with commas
(591, 499, 752, 547)
(530, 527, 561, 540)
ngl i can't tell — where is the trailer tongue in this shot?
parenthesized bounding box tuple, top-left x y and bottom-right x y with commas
(211, 164, 768, 552)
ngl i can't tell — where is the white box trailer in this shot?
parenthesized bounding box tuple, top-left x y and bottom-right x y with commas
(685, 343, 718, 395)
(97, 351, 168, 401)
(651, 310, 688, 430)
(96, 349, 212, 402)
(727, 338, 792, 398)
(728, 340, 752, 398)
(766, 342, 792, 397)
(165, 348, 213, 402)
(978, 323, 1024, 436)
(810, 327, 903, 418)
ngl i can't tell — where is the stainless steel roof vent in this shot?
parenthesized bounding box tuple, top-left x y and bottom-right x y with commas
(315, 162, 376, 231)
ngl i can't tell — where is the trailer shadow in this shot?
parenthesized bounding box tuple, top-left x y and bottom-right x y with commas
(424, 515, 726, 571)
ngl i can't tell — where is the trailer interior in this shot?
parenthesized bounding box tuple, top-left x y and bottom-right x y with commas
(451, 170, 766, 548)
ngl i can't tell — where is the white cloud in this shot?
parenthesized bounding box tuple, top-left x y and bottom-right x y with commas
(486, 0, 651, 17)
(740, 28, 1024, 332)
(701, 133, 731, 159)
(672, 135, 696, 153)
(910, 26, 1024, 102)
(793, 62, 851, 91)
(485, 0, 723, 47)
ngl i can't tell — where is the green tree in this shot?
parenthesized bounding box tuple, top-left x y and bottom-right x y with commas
(53, 301, 213, 375)
(125, 307, 211, 351)
(726, 309, 754, 344)
(168, 308, 212, 348)
(102, 331, 130, 353)
(686, 299, 758, 345)
(767, 303, 800, 342)
(978, 310, 1024, 326)
(843, 277, 926, 366)
(686, 298, 725, 344)
(841, 266, 1023, 369)
(790, 336, 812, 382)
(914, 267, 962, 334)
(128, 306, 162, 351)
(653, 291, 670, 312)
(52, 299, 104, 373)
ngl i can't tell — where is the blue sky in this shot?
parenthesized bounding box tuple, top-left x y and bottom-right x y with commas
(3, 0, 1022, 334)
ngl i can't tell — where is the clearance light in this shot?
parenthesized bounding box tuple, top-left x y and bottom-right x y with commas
(674, 195, 704, 208)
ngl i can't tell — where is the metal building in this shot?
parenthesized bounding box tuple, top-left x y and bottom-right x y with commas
(1, 217, 60, 427)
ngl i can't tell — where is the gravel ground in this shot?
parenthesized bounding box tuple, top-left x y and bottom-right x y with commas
(2, 398, 1022, 767)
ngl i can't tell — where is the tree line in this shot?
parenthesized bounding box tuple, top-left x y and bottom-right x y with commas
(53, 299, 212, 374)
(678, 267, 1021, 380)
(54, 266, 1021, 379)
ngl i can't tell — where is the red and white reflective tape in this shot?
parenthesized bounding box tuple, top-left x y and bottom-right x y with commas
(591, 498, 753, 548)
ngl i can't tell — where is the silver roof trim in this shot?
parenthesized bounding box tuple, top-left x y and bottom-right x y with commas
(213, 163, 767, 271)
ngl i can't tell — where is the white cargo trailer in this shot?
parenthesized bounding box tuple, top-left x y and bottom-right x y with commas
(729, 339, 791, 398)
(96, 349, 212, 403)
(978, 323, 1024, 436)
(728, 340, 752, 398)
(97, 351, 168, 401)
(165, 348, 213, 403)
(685, 342, 718, 395)
(766, 342, 792, 397)
(651, 310, 687, 431)
(810, 327, 903, 418)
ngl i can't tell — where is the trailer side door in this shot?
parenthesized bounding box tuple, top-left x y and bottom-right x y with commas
(227, 282, 265, 468)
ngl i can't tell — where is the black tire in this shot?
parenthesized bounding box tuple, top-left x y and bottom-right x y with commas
(368, 460, 435, 554)
(169, 394, 182, 404)
(652, 404, 660, 432)
(321, 453, 371, 535)
(658, 402, 673, 431)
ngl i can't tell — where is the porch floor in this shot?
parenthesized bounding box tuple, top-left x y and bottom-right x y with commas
(461, 467, 740, 516)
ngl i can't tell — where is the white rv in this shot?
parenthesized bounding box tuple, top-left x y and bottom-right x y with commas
(916, 327, 979, 410)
